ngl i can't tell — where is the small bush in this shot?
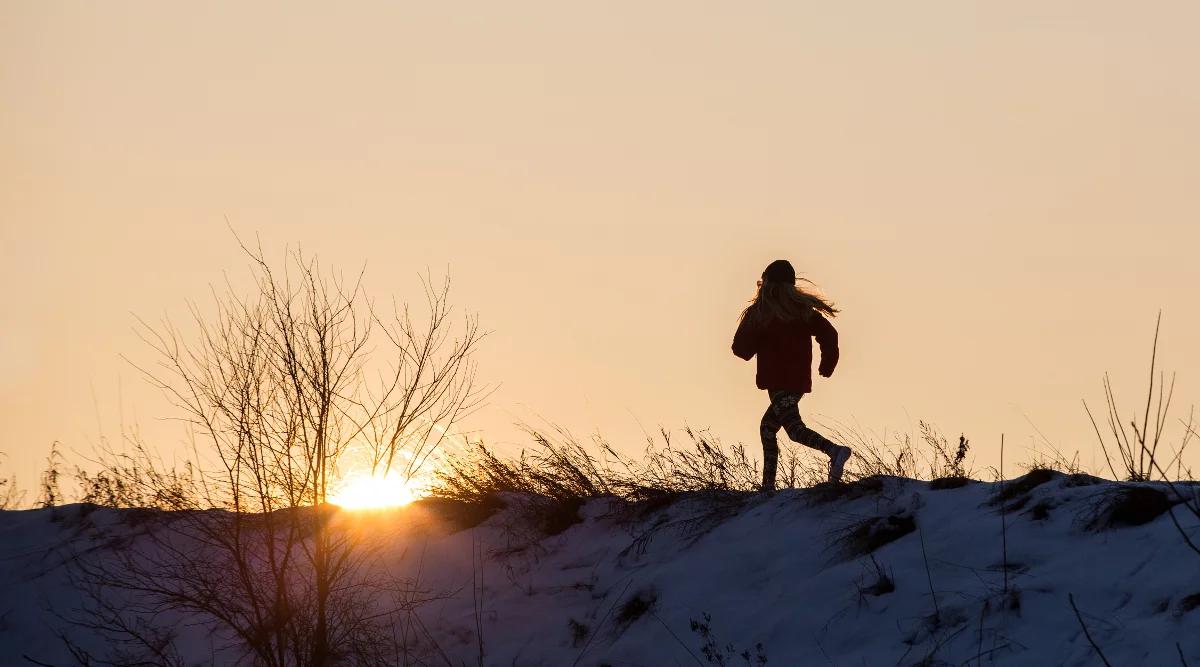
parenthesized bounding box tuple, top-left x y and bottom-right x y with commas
(991, 469, 1059, 508)
(567, 618, 589, 647)
(838, 513, 916, 558)
(929, 476, 972, 490)
(1086, 486, 1171, 530)
(614, 588, 658, 631)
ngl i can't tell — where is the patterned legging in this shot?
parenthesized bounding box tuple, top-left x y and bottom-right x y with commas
(759, 389, 837, 491)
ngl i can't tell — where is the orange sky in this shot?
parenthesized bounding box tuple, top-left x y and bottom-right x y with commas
(3, 1, 1199, 488)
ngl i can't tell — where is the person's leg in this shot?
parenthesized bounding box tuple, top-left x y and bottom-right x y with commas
(768, 390, 853, 483)
(767, 390, 836, 455)
(759, 403, 782, 492)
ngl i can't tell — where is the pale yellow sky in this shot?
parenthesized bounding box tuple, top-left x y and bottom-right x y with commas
(3, 1, 1199, 487)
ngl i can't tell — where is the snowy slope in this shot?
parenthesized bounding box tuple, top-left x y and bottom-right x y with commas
(3, 472, 1200, 666)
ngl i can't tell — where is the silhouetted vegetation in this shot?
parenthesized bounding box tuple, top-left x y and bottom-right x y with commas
(1086, 486, 1172, 531)
(0, 451, 23, 510)
(689, 612, 769, 667)
(51, 238, 486, 666)
(990, 469, 1059, 509)
(38, 442, 64, 509)
(837, 513, 917, 558)
(1084, 312, 1195, 482)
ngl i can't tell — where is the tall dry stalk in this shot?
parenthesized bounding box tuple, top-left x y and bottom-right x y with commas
(1083, 312, 1193, 481)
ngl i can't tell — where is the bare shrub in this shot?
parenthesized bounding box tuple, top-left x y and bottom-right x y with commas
(59, 239, 486, 666)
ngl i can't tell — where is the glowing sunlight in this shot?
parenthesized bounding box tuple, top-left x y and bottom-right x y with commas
(329, 473, 422, 510)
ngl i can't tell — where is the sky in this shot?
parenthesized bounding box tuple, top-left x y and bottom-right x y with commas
(3, 1, 1200, 490)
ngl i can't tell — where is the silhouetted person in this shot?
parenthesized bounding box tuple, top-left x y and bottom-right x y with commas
(732, 260, 852, 491)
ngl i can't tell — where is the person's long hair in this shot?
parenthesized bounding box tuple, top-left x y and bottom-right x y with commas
(740, 277, 838, 325)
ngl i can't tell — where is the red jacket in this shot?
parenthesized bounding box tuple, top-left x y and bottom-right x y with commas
(731, 310, 839, 393)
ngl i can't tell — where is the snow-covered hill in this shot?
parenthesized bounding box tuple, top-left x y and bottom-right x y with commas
(4, 471, 1200, 666)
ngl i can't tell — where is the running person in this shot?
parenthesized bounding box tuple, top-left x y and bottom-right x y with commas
(731, 260, 852, 490)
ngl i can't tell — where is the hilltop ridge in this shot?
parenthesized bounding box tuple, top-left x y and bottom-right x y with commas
(3, 471, 1199, 666)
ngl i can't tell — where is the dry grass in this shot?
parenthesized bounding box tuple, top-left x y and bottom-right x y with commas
(430, 418, 990, 516)
(430, 424, 772, 505)
(0, 451, 22, 510)
(989, 469, 1059, 509)
(1083, 312, 1196, 482)
(1084, 486, 1171, 531)
(835, 513, 917, 558)
(819, 420, 974, 482)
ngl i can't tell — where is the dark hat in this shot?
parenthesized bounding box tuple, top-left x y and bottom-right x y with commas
(762, 259, 796, 284)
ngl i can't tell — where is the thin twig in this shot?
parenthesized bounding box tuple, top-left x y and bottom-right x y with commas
(572, 578, 634, 667)
(649, 611, 706, 666)
(472, 530, 485, 667)
(1068, 593, 1113, 667)
(918, 524, 940, 621)
(976, 600, 987, 667)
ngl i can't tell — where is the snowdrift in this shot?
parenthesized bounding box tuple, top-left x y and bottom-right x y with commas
(3, 471, 1200, 666)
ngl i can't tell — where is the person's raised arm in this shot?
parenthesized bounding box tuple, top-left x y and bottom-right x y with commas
(814, 314, 840, 377)
(731, 314, 758, 361)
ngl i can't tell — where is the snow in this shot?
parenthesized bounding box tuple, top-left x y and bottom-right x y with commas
(3, 473, 1200, 665)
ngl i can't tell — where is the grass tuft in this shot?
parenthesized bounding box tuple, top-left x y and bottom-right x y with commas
(838, 513, 916, 558)
(803, 476, 887, 505)
(990, 469, 1059, 508)
(1178, 593, 1200, 615)
(614, 588, 658, 631)
(1085, 486, 1171, 531)
(929, 476, 973, 490)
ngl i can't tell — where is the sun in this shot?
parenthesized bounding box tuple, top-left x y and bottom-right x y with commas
(329, 473, 421, 510)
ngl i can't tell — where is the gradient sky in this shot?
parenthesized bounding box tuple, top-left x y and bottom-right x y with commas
(3, 1, 1199, 488)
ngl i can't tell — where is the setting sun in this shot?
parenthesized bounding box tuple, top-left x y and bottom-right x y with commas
(329, 473, 422, 510)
